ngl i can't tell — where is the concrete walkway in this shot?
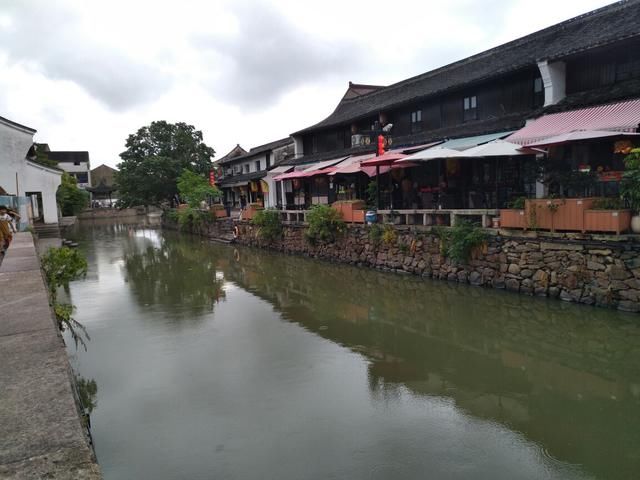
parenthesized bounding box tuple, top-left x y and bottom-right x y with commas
(0, 233, 101, 479)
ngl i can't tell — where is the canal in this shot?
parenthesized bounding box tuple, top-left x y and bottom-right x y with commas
(64, 222, 640, 480)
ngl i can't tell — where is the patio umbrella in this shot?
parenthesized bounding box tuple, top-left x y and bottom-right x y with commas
(399, 146, 466, 162)
(360, 152, 408, 210)
(459, 139, 539, 157)
(526, 130, 640, 148)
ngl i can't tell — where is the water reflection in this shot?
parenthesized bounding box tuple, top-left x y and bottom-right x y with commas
(216, 242, 640, 480)
(69, 225, 640, 480)
(122, 232, 225, 320)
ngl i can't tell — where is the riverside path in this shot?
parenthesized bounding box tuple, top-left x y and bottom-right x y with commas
(0, 233, 101, 479)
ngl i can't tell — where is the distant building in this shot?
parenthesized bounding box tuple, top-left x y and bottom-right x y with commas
(91, 164, 117, 189)
(0, 116, 62, 224)
(215, 139, 294, 208)
(47, 150, 91, 188)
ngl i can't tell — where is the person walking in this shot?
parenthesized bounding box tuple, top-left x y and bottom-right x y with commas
(0, 205, 13, 265)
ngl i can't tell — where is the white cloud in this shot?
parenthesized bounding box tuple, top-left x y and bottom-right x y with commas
(0, 0, 618, 167)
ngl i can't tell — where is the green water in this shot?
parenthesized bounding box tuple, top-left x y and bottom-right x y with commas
(66, 223, 640, 479)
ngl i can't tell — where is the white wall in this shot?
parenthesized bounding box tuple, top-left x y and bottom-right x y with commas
(58, 162, 91, 188)
(0, 118, 62, 224)
(24, 161, 62, 223)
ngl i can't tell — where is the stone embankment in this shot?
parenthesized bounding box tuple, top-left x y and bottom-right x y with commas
(233, 223, 640, 313)
(0, 233, 101, 479)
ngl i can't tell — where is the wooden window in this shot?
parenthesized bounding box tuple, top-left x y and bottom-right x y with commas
(463, 95, 477, 122)
(533, 77, 544, 107)
(255, 160, 261, 172)
(410, 109, 423, 133)
(243, 164, 250, 174)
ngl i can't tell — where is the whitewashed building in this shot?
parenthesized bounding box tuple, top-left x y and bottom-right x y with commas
(0, 116, 62, 225)
(47, 150, 91, 188)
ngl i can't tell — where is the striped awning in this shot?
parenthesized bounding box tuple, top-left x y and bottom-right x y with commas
(508, 98, 640, 145)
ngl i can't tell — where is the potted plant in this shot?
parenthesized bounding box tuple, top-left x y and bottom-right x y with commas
(499, 196, 527, 229)
(584, 197, 631, 234)
(621, 148, 640, 233)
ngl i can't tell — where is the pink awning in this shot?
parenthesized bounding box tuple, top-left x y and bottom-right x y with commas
(360, 152, 407, 167)
(526, 130, 640, 148)
(508, 99, 640, 145)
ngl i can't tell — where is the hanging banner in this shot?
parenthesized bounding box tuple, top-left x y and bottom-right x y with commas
(260, 180, 269, 193)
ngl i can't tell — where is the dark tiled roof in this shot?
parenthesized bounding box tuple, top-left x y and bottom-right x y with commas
(216, 144, 247, 164)
(294, 0, 640, 135)
(46, 151, 90, 163)
(218, 137, 293, 165)
(216, 170, 266, 186)
(283, 114, 528, 166)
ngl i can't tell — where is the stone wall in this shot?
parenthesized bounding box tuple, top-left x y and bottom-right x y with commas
(234, 222, 640, 313)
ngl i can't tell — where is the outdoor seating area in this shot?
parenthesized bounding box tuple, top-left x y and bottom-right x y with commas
(270, 122, 640, 235)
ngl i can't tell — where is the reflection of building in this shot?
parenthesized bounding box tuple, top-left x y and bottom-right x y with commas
(0, 116, 62, 224)
(47, 150, 91, 188)
(215, 139, 294, 209)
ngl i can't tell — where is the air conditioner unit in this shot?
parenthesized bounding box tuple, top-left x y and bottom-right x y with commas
(351, 134, 371, 147)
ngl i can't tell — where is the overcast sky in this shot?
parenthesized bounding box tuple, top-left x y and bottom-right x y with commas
(0, 0, 618, 168)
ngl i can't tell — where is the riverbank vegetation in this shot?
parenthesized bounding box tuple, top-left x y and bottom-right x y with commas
(252, 209, 283, 242)
(41, 246, 89, 348)
(56, 173, 89, 216)
(305, 205, 346, 245)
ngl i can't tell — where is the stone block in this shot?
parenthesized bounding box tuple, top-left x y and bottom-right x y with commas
(540, 242, 584, 251)
(587, 261, 606, 271)
(508, 264, 520, 275)
(505, 278, 520, 292)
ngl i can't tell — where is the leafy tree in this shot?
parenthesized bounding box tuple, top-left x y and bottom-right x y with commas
(177, 169, 220, 207)
(56, 172, 89, 216)
(621, 148, 640, 213)
(115, 121, 215, 207)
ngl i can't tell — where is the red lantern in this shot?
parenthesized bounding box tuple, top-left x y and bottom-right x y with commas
(209, 170, 215, 186)
(377, 134, 385, 156)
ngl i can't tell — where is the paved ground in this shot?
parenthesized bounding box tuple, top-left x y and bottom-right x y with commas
(0, 233, 101, 479)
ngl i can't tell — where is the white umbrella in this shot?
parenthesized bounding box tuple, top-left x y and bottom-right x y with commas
(399, 146, 466, 162)
(460, 139, 539, 157)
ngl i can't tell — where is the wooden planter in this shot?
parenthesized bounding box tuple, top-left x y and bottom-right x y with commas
(211, 205, 227, 218)
(583, 210, 631, 234)
(332, 200, 366, 223)
(242, 203, 263, 221)
(499, 209, 526, 229)
(525, 198, 596, 232)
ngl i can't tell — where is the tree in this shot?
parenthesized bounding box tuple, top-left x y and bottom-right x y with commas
(115, 121, 215, 207)
(56, 172, 89, 216)
(177, 169, 220, 207)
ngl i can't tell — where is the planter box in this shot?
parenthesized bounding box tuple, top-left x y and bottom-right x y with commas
(499, 209, 526, 229)
(332, 200, 366, 223)
(242, 204, 263, 221)
(211, 205, 227, 218)
(583, 210, 631, 234)
(526, 198, 596, 232)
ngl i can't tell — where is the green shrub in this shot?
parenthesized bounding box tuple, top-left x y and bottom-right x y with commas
(432, 221, 486, 263)
(305, 205, 345, 245)
(621, 148, 640, 213)
(56, 172, 89, 216)
(41, 247, 88, 298)
(507, 196, 526, 209)
(381, 224, 397, 245)
(177, 169, 220, 207)
(252, 209, 282, 242)
(366, 181, 378, 209)
(448, 220, 487, 263)
(41, 247, 89, 349)
(176, 206, 213, 230)
(368, 224, 383, 245)
(591, 197, 626, 210)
